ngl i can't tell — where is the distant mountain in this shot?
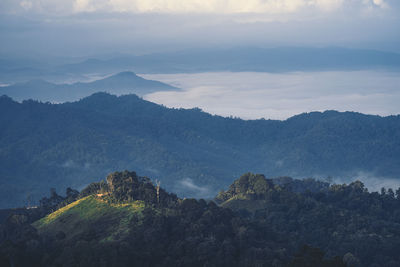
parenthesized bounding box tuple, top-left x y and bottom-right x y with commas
(0, 71, 178, 102)
(58, 47, 400, 75)
(1, 93, 400, 209)
(1, 47, 400, 84)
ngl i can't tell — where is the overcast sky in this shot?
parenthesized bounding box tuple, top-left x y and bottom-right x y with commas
(1, 0, 399, 58)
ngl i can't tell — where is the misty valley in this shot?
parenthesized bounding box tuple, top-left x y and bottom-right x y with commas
(2, 1, 400, 266)
(1, 86, 400, 266)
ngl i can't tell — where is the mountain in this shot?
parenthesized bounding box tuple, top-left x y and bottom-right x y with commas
(56, 47, 400, 75)
(0, 171, 347, 267)
(216, 173, 400, 267)
(1, 47, 400, 84)
(1, 93, 400, 208)
(0, 71, 177, 102)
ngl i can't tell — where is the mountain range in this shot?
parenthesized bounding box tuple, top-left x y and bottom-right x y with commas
(0, 71, 177, 102)
(1, 47, 400, 83)
(1, 92, 400, 208)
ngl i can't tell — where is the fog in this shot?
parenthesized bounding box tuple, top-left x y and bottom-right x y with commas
(142, 70, 400, 120)
(334, 173, 400, 193)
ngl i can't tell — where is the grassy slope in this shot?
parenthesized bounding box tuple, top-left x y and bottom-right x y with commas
(33, 195, 145, 242)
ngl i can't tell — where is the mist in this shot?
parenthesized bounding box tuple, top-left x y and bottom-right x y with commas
(143, 70, 400, 120)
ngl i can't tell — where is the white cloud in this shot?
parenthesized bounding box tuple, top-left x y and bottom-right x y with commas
(373, 0, 387, 8)
(73, 0, 91, 12)
(362, 0, 388, 8)
(20, 1, 33, 10)
(0, 0, 391, 15)
(311, 0, 344, 11)
(95, 0, 346, 13)
(142, 71, 400, 120)
(176, 178, 212, 198)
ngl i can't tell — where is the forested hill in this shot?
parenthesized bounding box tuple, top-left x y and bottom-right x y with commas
(2, 171, 400, 266)
(1, 92, 400, 208)
(216, 173, 400, 267)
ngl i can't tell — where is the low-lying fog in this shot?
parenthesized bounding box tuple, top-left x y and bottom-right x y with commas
(142, 70, 400, 120)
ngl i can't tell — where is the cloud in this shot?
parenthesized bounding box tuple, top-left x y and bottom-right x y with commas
(143, 71, 400, 120)
(176, 178, 212, 198)
(0, 0, 391, 15)
(0, 0, 398, 58)
(20, 1, 33, 10)
(73, 0, 389, 14)
(332, 171, 400, 192)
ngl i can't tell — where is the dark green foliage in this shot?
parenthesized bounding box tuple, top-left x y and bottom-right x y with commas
(0, 171, 293, 267)
(1, 93, 400, 208)
(79, 181, 108, 198)
(289, 245, 346, 267)
(215, 173, 274, 203)
(219, 174, 400, 267)
(105, 171, 178, 207)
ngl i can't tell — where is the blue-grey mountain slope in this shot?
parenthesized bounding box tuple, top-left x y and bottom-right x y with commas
(1, 93, 400, 208)
(0, 71, 178, 102)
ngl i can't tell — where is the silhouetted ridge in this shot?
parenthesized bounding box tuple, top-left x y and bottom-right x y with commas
(0, 71, 178, 102)
(107, 71, 140, 79)
(0, 95, 14, 104)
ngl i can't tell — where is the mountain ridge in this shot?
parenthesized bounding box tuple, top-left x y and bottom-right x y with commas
(0, 72, 178, 102)
(1, 93, 400, 208)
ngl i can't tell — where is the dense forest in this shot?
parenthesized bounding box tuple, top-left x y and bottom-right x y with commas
(1, 170, 400, 266)
(1, 92, 400, 208)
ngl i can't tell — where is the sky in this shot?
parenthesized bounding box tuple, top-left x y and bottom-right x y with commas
(1, 0, 400, 58)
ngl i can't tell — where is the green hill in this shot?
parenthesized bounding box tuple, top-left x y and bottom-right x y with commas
(33, 195, 146, 243)
(4, 170, 400, 266)
(1, 170, 350, 267)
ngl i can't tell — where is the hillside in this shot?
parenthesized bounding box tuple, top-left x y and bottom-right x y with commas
(0, 171, 346, 267)
(216, 173, 400, 267)
(3, 170, 400, 266)
(0, 71, 177, 102)
(1, 93, 400, 208)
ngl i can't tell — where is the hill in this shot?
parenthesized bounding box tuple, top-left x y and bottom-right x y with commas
(0, 171, 346, 267)
(0, 71, 177, 102)
(216, 173, 400, 267)
(1, 93, 400, 208)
